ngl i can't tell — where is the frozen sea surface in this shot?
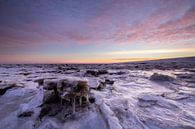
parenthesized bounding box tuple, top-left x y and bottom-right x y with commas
(0, 57, 195, 129)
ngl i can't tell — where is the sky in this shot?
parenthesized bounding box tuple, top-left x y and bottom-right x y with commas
(0, 0, 195, 64)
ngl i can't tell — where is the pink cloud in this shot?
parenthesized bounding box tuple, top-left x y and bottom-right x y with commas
(0, 0, 194, 54)
(113, 5, 195, 44)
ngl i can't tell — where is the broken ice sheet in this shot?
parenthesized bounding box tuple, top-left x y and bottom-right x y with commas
(0, 60, 195, 129)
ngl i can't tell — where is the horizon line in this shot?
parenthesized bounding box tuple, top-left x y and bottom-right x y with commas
(0, 56, 194, 65)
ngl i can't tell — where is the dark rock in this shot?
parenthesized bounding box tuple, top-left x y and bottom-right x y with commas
(188, 69, 195, 72)
(39, 105, 52, 120)
(150, 73, 174, 82)
(105, 79, 114, 85)
(0, 83, 17, 96)
(176, 74, 193, 79)
(19, 72, 31, 76)
(86, 70, 99, 77)
(89, 96, 95, 103)
(18, 111, 34, 117)
(34, 78, 44, 86)
(43, 91, 59, 104)
(135, 65, 139, 68)
(43, 81, 57, 90)
(86, 69, 108, 77)
(98, 70, 108, 75)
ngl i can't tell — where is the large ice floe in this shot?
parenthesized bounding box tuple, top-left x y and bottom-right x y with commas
(0, 57, 195, 129)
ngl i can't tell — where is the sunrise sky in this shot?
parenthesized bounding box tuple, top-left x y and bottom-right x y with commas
(0, 0, 195, 63)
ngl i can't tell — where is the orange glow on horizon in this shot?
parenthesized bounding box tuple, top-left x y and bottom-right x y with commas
(0, 48, 195, 64)
(0, 54, 183, 64)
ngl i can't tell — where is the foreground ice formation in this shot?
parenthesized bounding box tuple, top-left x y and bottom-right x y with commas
(40, 79, 90, 119)
(0, 57, 195, 129)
